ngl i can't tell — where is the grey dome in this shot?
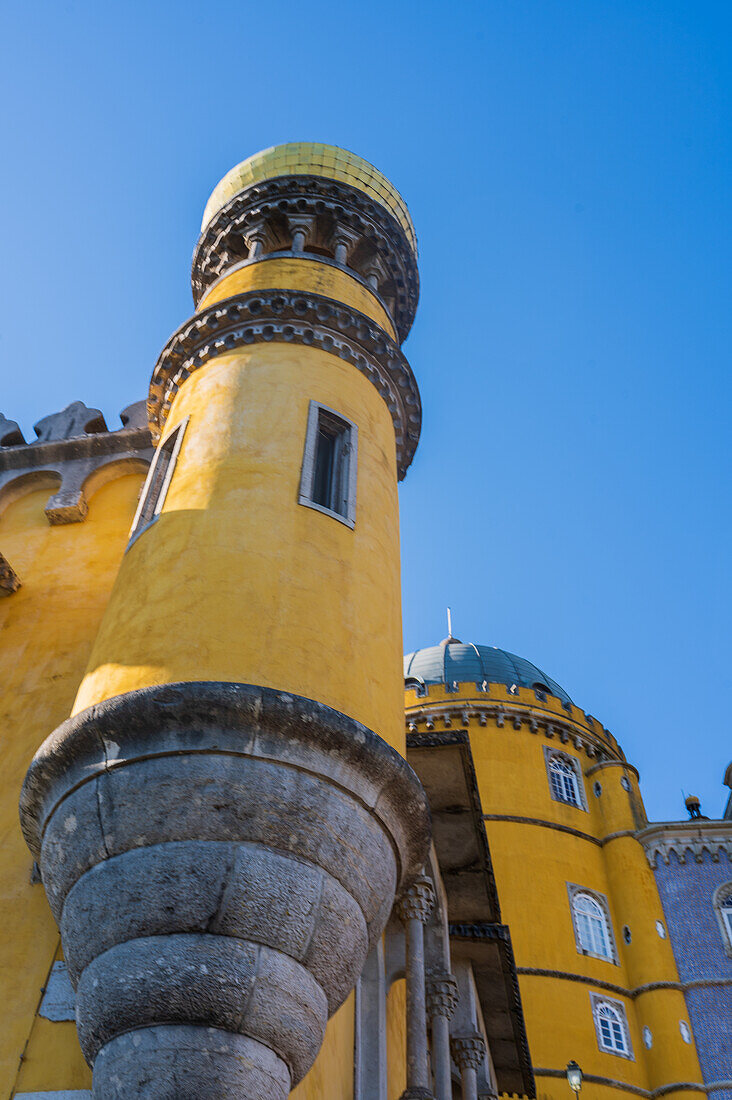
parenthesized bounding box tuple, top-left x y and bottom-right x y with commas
(403, 641, 572, 704)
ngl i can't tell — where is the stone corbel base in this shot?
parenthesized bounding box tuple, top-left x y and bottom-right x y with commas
(21, 681, 431, 1100)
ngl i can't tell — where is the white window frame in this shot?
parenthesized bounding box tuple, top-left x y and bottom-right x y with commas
(544, 748, 587, 811)
(590, 993, 634, 1060)
(298, 400, 358, 529)
(128, 417, 188, 547)
(714, 882, 732, 958)
(568, 883, 618, 964)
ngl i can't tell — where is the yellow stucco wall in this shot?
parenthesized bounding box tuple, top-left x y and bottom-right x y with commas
(75, 342, 405, 752)
(405, 682, 704, 1097)
(200, 255, 398, 340)
(386, 978, 407, 1100)
(291, 995, 354, 1100)
(0, 475, 145, 1097)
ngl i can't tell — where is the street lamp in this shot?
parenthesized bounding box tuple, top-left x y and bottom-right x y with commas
(566, 1061, 583, 1094)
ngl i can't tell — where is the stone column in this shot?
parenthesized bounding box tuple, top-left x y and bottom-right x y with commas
(245, 226, 267, 258)
(334, 236, 350, 265)
(288, 215, 313, 253)
(398, 874, 436, 1100)
(426, 972, 458, 1100)
(450, 1034, 486, 1100)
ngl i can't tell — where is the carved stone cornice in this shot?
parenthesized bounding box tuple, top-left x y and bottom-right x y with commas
(637, 820, 732, 868)
(191, 175, 419, 342)
(149, 289, 422, 480)
(405, 702, 621, 763)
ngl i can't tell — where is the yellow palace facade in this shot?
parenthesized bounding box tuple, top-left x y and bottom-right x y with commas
(0, 143, 722, 1100)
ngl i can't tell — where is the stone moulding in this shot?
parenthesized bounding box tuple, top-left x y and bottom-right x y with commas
(20, 681, 431, 1100)
(637, 821, 732, 868)
(190, 174, 420, 342)
(149, 289, 422, 480)
(405, 703, 622, 764)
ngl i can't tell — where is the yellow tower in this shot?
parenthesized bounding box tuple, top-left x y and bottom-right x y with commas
(19, 144, 431, 1099)
(404, 638, 706, 1100)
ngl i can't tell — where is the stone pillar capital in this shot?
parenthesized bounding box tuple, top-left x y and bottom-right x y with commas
(451, 1034, 486, 1073)
(244, 224, 267, 258)
(288, 214, 314, 252)
(363, 252, 388, 289)
(397, 874, 436, 925)
(426, 971, 458, 1020)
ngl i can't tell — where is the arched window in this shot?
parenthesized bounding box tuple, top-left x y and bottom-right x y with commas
(546, 752, 584, 808)
(592, 997, 631, 1057)
(714, 884, 732, 954)
(572, 892, 614, 960)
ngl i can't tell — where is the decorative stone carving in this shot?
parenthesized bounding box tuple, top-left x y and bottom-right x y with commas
(20, 681, 430, 1100)
(119, 400, 149, 430)
(398, 875, 436, 925)
(0, 403, 153, 526)
(451, 1034, 487, 1072)
(149, 289, 422, 480)
(638, 822, 732, 868)
(405, 704, 623, 763)
(0, 552, 21, 596)
(33, 401, 107, 442)
(426, 972, 459, 1020)
(0, 413, 25, 447)
(191, 175, 420, 342)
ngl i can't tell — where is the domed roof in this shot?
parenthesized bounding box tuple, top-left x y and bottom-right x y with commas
(403, 639, 572, 704)
(201, 142, 417, 252)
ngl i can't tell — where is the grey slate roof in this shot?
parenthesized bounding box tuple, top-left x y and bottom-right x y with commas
(403, 641, 572, 704)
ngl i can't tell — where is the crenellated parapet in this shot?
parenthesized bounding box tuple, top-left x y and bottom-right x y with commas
(0, 400, 153, 524)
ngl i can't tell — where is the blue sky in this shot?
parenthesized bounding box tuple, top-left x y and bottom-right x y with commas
(1, 1, 730, 820)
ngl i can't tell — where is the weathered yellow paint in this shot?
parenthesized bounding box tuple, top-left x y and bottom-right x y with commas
(386, 978, 407, 1100)
(291, 995, 354, 1100)
(200, 255, 397, 339)
(405, 682, 705, 1097)
(13, 947, 91, 1094)
(201, 142, 417, 253)
(75, 343, 405, 753)
(0, 475, 145, 1096)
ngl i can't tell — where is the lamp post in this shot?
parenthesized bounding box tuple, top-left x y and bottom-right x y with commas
(566, 1061, 583, 1095)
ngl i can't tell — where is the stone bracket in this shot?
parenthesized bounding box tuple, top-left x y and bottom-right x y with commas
(0, 551, 21, 595)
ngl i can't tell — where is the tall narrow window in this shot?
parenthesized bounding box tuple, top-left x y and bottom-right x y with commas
(128, 418, 188, 545)
(568, 885, 616, 962)
(545, 749, 586, 809)
(714, 884, 732, 956)
(299, 401, 358, 528)
(590, 995, 633, 1058)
